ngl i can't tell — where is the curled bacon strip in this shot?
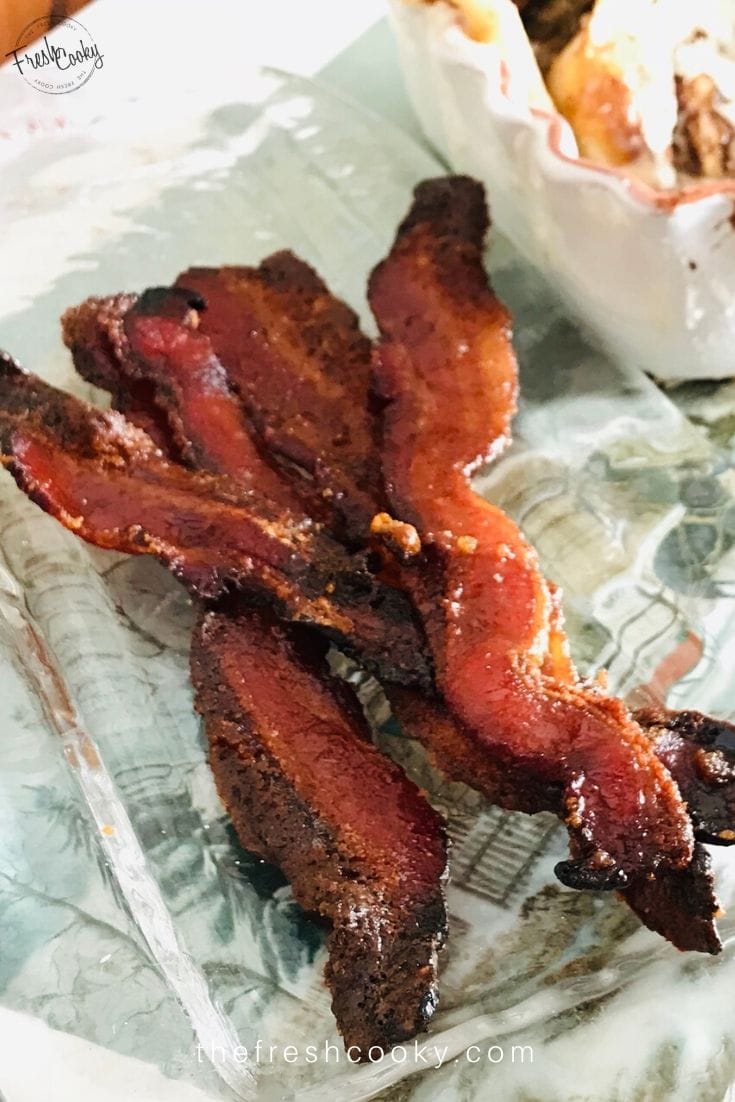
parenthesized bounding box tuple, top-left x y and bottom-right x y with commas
(192, 603, 447, 1055)
(0, 356, 430, 688)
(368, 177, 696, 893)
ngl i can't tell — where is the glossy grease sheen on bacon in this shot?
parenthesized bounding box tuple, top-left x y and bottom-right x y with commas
(191, 604, 448, 1055)
(368, 176, 695, 893)
(176, 253, 386, 543)
(0, 360, 430, 687)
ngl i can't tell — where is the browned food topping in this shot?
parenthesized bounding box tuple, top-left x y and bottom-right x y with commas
(515, 0, 594, 74)
(673, 73, 735, 179)
(370, 511, 422, 557)
(191, 603, 448, 1055)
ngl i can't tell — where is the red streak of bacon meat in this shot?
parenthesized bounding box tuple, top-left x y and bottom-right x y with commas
(0, 355, 429, 688)
(176, 253, 386, 544)
(368, 177, 695, 894)
(192, 603, 447, 1054)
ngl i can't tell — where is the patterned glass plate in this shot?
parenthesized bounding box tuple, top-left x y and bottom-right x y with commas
(1, 69, 735, 1102)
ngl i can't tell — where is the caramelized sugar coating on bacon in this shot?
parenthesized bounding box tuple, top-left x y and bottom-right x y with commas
(191, 603, 448, 1055)
(176, 254, 386, 544)
(0, 351, 155, 457)
(61, 292, 137, 396)
(368, 176, 694, 892)
(386, 690, 735, 852)
(0, 359, 430, 688)
(389, 687, 723, 952)
(636, 708, 735, 847)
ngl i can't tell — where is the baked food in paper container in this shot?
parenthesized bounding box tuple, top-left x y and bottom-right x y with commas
(389, 0, 735, 382)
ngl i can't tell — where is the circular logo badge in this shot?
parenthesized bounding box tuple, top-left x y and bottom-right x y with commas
(8, 16, 104, 95)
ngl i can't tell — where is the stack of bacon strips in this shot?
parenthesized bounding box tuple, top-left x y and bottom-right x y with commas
(2, 177, 735, 1056)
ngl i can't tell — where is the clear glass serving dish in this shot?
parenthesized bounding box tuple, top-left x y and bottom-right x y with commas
(1, 68, 734, 1102)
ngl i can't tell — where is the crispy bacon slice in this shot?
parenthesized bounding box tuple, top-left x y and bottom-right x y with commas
(191, 603, 448, 1055)
(0, 357, 430, 688)
(176, 254, 386, 544)
(389, 686, 735, 846)
(71, 284, 735, 843)
(368, 176, 696, 893)
(172, 240, 729, 945)
(122, 288, 305, 504)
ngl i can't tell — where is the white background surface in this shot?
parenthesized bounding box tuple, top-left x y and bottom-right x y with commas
(0, 0, 420, 135)
(0, 1, 418, 1099)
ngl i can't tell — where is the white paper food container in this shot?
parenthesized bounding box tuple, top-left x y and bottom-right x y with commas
(388, 0, 735, 383)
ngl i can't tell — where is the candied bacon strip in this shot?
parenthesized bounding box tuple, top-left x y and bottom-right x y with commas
(389, 685, 735, 847)
(368, 176, 694, 891)
(191, 603, 448, 1055)
(389, 687, 725, 951)
(0, 358, 431, 688)
(164, 236, 731, 947)
(176, 253, 386, 544)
